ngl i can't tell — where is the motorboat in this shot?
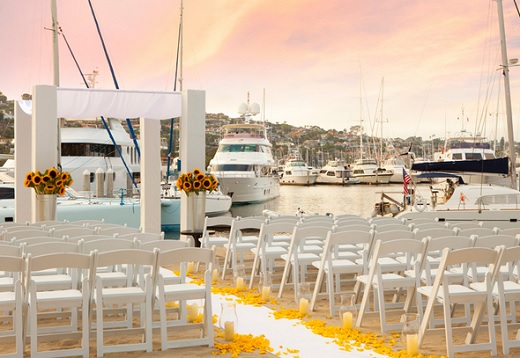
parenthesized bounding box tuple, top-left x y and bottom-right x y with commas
(316, 160, 359, 185)
(279, 152, 318, 186)
(209, 122, 280, 204)
(351, 158, 393, 184)
(421, 130, 511, 186)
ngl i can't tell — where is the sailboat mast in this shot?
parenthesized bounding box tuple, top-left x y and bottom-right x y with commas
(51, 0, 59, 86)
(178, 0, 184, 91)
(496, 0, 517, 189)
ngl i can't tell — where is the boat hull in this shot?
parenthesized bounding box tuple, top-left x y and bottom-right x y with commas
(280, 174, 318, 186)
(217, 176, 280, 204)
(354, 173, 393, 184)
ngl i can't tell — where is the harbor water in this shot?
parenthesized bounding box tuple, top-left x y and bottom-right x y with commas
(166, 183, 434, 239)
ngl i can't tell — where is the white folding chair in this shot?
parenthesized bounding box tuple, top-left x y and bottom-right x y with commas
(94, 249, 158, 357)
(249, 221, 294, 290)
(356, 238, 426, 332)
(154, 247, 214, 350)
(200, 216, 234, 249)
(417, 246, 502, 358)
(221, 217, 264, 280)
(472, 246, 520, 354)
(278, 226, 331, 299)
(4, 228, 49, 241)
(310, 230, 372, 316)
(51, 227, 97, 239)
(26, 251, 95, 358)
(0, 255, 24, 358)
(457, 227, 497, 238)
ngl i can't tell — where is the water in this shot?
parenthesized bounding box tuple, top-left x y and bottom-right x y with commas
(230, 184, 412, 219)
(166, 183, 433, 239)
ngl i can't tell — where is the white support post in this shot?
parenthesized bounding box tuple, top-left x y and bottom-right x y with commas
(179, 90, 206, 236)
(140, 117, 162, 234)
(30, 85, 58, 222)
(14, 101, 33, 224)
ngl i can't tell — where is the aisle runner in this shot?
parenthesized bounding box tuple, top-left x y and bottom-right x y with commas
(211, 294, 387, 358)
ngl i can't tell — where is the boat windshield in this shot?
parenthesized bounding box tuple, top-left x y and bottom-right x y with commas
(218, 144, 258, 153)
(212, 164, 253, 172)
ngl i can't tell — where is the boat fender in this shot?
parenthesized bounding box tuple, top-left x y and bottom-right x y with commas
(414, 198, 427, 212)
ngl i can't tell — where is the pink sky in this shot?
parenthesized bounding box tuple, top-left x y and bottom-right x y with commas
(2, 0, 520, 141)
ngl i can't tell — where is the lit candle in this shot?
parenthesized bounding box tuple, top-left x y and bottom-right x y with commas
(186, 261, 194, 274)
(406, 333, 419, 356)
(236, 277, 244, 290)
(212, 268, 219, 282)
(342, 311, 353, 330)
(299, 298, 309, 315)
(261, 285, 271, 301)
(224, 321, 235, 341)
(187, 304, 198, 323)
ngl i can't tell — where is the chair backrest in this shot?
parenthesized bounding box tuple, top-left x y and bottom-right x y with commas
(457, 227, 496, 238)
(288, 225, 331, 253)
(26, 251, 95, 290)
(495, 227, 520, 237)
(0, 254, 25, 281)
(322, 230, 373, 264)
(410, 222, 449, 231)
(29, 220, 67, 227)
(229, 217, 264, 243)
(81, 237, 138, 254)
(66, 235, 112, 244)
(369, 238, 426, 273)
(5, 228, 48, 241)
(258, 221, 298, 246)
(446, 221, 482, 230)
(116, 232, 165, 242)
(413, 227, 457, 240)
(12, 236, 65, 246)
(52, 227, 97, 239)
(435, 246, 502, 287)
(157, 247, 214, 267)
(140, 239, 188, 252)
(98, 226, 141, 236)
(472, 234, 519, 249)
(334, 224, 373, 233)
(373, 224, 409, 233)
(0, 244, 23, 257)
(96, 249, 158, 287)
(22, 241, 80, 256)
(497, 246, 520, 282)
(266, 215, 300, 225)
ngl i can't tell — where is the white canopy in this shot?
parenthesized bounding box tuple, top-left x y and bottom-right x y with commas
(17, 88, 182, 119)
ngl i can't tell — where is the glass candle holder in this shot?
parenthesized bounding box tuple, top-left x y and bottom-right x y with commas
(338, 294, 357, 330)
(297, 282, 311, 315)
(187, 302, 199, 323)
(219, 301, 238, 341)
(233, 264, 246, 290)
(260, 272, 272, 302)
(212, 257, 221, 283)
(401, 313, 419, 356)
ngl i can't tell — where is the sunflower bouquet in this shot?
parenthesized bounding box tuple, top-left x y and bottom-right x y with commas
(176, 168, 219, 196)
(24, 167, 74, 196)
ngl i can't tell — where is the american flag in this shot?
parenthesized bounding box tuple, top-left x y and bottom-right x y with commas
(403, 168, 411, 195)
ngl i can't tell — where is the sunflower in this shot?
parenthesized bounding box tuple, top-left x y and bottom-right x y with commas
(193, 180, 202, 190)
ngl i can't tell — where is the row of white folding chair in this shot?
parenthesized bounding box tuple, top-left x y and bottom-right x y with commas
(2, 242, 207, 357)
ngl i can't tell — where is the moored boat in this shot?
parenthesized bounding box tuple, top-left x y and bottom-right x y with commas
(316, 160, 359, 185)
(280, 151, 318, 186)
(351, 158, 393, 184)
(209, 122, 280, 204)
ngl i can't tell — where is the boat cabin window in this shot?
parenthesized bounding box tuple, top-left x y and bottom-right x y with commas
(484, 153, 495, 159)
(476, 194, 520, 206)
(327, 171, 335, 177)
(219, 144, 258, 153)
(61, 143, 120, 157)
(452, 153, 463, 160)
(212, 164, 252, 172)
(465, 153, 482, 160)
(0, 187, 14, 199)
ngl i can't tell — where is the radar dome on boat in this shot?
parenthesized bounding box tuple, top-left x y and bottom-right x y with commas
(238, 103, 248, 114)
(250, 102, 260, 115)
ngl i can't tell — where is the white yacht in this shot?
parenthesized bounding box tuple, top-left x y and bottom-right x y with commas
(351, 158, 393, 184)
(316, 160, 359, 185)
(280, 152, 318, 186)
(209, 123, 280, 204)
